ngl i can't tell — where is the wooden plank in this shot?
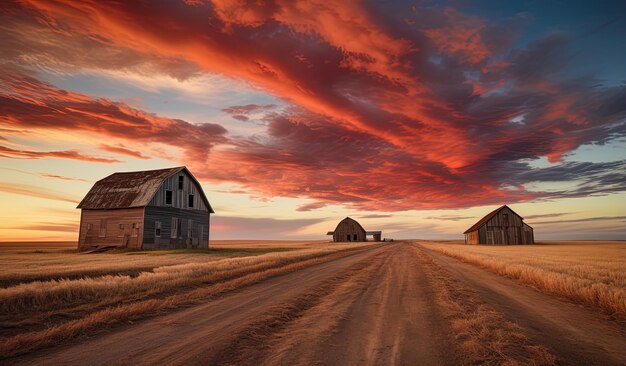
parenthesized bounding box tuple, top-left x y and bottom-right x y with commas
(143, 206, 209, 249)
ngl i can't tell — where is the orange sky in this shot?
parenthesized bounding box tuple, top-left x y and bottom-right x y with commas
(0, 0, 625, 241)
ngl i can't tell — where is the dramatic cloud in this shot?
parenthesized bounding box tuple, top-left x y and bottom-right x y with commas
(1, 1, 625, 212)
(0, 66, 228, 164)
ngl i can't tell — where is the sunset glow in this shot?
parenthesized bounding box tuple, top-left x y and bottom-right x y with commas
(1, 0, 624, 241)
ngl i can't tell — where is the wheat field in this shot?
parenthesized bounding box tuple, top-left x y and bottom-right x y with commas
(0, 240, 375, 358)
(420, 241, 626, 316)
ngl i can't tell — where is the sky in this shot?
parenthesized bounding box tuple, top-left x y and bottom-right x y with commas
(0, 0, 625, 241)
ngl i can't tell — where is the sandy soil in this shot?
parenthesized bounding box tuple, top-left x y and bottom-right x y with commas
(6, 242, 625, 365)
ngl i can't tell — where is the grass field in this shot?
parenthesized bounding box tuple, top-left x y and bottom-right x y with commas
(0, 240, 375, 358)
(0, 240, 328, 286)
(420, 240, 626, 316)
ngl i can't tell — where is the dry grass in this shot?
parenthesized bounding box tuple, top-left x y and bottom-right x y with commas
(420, 241, 626, 317)
(0, 240, 328, 286)
(0, 240, 375, 359)
(414, 244, 556, 365)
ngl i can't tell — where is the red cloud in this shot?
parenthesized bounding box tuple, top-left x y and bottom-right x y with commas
(39, 173, 88, 182)
(98, 144, 150, 160)
(221, 104, 276, 115)
(2, 1, 625, 211)
(0, 145, 121, 163)
(0, 66, 227, 164)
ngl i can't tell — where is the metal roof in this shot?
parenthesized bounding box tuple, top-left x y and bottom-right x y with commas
(77, 166, 214, 213)
(463, 205, 526, 234)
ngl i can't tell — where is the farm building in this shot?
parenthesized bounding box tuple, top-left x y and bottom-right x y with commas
(326, 217, 382, 242)
(77, 167, 214, 251)
(464, 205, 534, 245)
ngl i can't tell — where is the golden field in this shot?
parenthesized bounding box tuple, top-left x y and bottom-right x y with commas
(420, 240, 626, 316)
(0, 240, 375, 358)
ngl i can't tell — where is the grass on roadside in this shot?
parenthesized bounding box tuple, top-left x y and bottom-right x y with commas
(420, 241, 626, 317)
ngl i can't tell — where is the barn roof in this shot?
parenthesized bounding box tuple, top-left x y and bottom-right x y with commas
(334, 217, 366, 232)
(77, 166, 214, 213)
(463, 205, 524, 234)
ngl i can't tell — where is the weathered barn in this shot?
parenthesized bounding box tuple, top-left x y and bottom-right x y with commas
(77, 167, 214, 251)
(326, 217, 382, 242)
(464, 205, 534, 245)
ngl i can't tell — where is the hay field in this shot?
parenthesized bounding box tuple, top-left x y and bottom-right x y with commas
(420, 241, 626, 316)
(0, 240, 374, 358)
(0, 240, 328, 286)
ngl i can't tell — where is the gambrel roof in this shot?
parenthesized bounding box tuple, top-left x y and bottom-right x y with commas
(77, 166, 214, 212)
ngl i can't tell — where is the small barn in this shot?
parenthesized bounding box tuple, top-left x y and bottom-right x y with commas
(326, 217, 382, 242)
(464, 205, 534, 245)
(77, 167, 214, 251)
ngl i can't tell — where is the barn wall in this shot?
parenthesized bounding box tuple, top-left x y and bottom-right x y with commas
(523, 223, 534, 244)
(332, 220, 366, 242)
(475, 207, 533, 245)
(148, 170, 208, 211)
(142, 206, 209, 249)
(466, 230, 479, 244)
(78, 208, 145, 250)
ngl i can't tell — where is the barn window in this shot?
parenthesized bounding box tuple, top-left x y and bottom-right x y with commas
(118, 223, 125, 237)
(178, 175, 184, 190)
(188, 194, 194, 208)
(165, 190, 173, 205)
(171, 217, 179, 238)
(503, 213, 509, 225)
(99, 219, 106, 237)
(155, 221, 161, 237)
(353, 234, 357, 241)
(346, 235, 351, 241)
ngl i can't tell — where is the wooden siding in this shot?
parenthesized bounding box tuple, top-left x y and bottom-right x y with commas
(142, 206, 209, 249)
(332, 219, 366, 242)
(148, 170, 208, 211)
(78, 208, 145, 250)
(466, 206, 534, 245)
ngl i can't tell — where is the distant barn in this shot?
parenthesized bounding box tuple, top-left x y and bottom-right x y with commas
(77, 167, 214, 251)
(326, 217, 382, 242)
(464, 205, 534, 245)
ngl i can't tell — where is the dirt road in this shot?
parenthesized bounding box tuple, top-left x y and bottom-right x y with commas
(10, 242, 626, 365)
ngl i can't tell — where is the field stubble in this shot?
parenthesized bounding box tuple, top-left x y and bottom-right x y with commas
(420, 241, 626, 317)
(0, 240, 374, 359)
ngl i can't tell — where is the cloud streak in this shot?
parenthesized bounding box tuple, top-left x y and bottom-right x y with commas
(0, 145, 121, 163)
(1, 1, 625, 212)
(0, 182, 80, 203)
(98, 144, 150, 160)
